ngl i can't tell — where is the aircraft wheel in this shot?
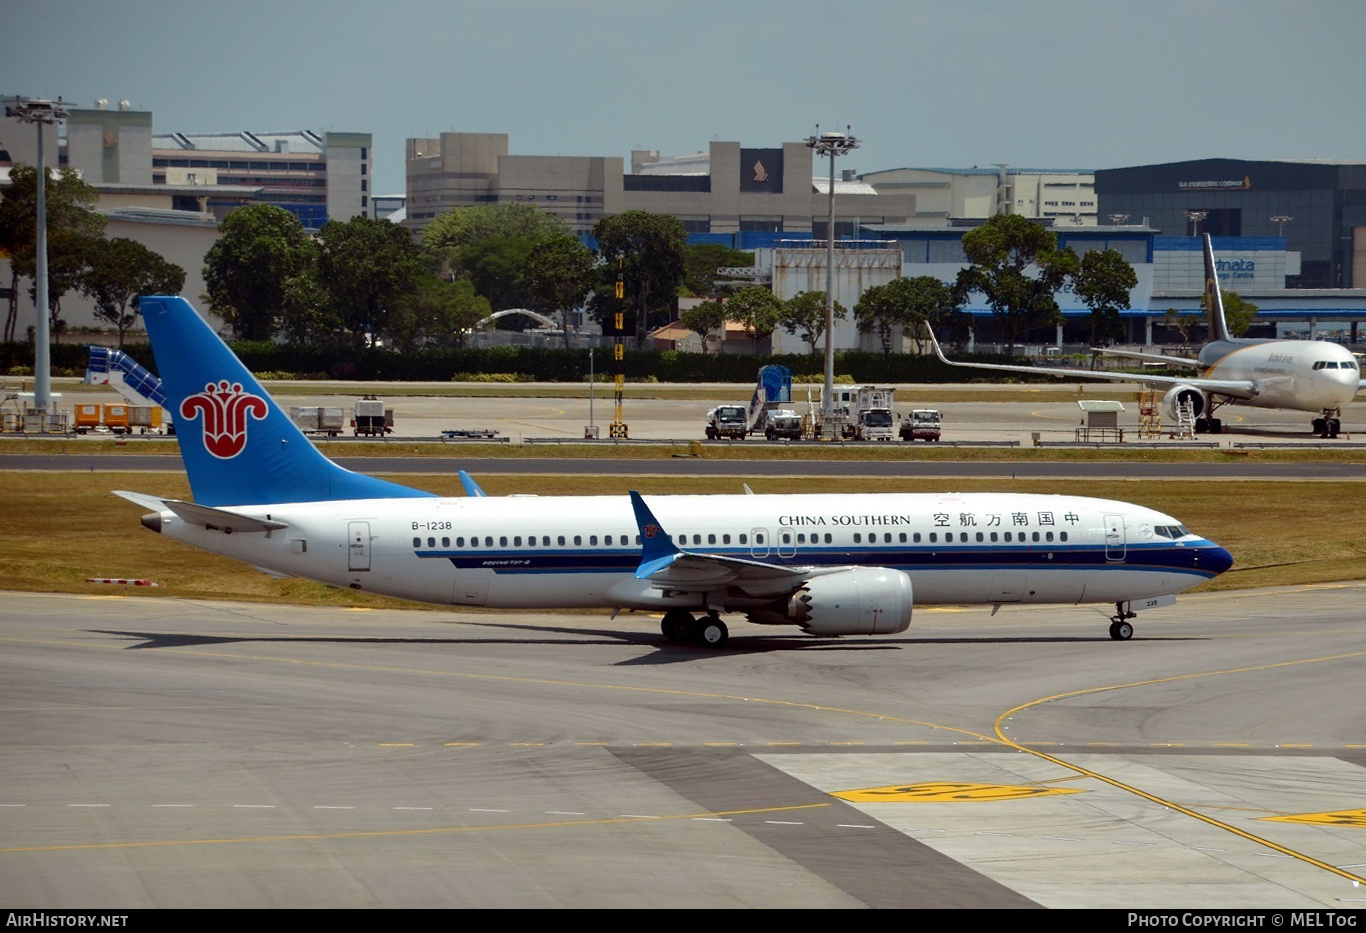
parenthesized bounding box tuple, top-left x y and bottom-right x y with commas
(1312, 417, 1326, 436)
(661, 610, 695, 643)
(694, 617, 729, 648)
(1208, 418, 1222, 434)
(1109, 620, 1133, 641)
(1195, 417, 1209, 433)
(1329, 419, 1341, 438)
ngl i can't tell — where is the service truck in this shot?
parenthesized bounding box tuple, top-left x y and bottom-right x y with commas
(763, 409, 803, 440)
(705, 405, 749, 440)
(900, 409, 943, 442)
(849, 386, 897, 441)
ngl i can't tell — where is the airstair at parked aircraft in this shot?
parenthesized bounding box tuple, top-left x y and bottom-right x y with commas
(85, 347, 168, 409)
(1172, 398, 1196, 440)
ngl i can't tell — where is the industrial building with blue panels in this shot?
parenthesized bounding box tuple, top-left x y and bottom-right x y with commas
(644, 224, 1366, 348)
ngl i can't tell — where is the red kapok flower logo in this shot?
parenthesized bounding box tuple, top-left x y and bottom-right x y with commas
(179, 380, 268, 459)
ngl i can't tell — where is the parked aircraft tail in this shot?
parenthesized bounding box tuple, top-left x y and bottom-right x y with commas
(138, 295, 434, 507)
(1202, 234, 1233, 343)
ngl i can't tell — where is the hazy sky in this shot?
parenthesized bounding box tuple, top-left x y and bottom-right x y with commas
(4, 0, 1364, 196)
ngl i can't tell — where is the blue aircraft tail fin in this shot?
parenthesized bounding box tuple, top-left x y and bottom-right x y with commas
(139, 295, 435, 507)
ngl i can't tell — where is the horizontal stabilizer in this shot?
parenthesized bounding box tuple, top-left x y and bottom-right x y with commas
(114, 490, 286, 533)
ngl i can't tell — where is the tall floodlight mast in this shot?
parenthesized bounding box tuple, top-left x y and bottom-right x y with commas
(804, 127, 859, 437)
(4, 96, 69, 414)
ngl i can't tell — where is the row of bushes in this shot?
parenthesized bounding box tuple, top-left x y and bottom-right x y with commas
(1, 340, 1036, 384)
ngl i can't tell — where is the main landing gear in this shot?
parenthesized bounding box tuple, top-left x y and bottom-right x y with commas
(1108, 603, 1135, 641)
(661, 609, 729, 648)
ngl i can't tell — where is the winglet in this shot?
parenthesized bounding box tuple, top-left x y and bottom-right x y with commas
(458, 470, 487, 497)
(925, 324, 959, 367)
(629, 490, 681, 579)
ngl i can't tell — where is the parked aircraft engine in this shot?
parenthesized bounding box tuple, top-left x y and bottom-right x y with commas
(747, 568, 913, 636)
(1162, 385, 1207, 422)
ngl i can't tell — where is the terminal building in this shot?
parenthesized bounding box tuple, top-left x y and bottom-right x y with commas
(1095, 159, 1366, 289)
(152, 128, 373, 228)
(404, 133, 917, 240)
(859, 165, 1098, 226)
(1, 98, 372, 332)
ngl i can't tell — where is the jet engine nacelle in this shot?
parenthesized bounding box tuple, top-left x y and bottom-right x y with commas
(1162, 384, 1207, 422)
(749, 568, 913, 636)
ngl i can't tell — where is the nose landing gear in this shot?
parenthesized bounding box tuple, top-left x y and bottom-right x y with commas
(1108, 603, 1136, 641)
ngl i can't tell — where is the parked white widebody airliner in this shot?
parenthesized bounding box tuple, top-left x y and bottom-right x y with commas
(931, 235, 1363, 437)
(117, 296, 1233, 647)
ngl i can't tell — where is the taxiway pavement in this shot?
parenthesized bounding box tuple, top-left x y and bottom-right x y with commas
(4, 585, 1365, 908)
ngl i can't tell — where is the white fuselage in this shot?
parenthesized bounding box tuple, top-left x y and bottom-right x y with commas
(149, 491, 1229, 615)
(1196, 338, 1360, 414)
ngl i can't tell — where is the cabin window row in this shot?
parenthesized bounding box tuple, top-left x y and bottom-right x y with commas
(850, 530, 1069, 544)
(414, 534, 647, 549)
(413, 528, 1070, 549)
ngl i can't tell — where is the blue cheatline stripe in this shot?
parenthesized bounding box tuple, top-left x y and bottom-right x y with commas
(411, 543, 1224, 579)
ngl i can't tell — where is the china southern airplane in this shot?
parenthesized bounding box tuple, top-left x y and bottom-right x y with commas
(930, 234, 1363, 437)
(116, 295, 1232, 647)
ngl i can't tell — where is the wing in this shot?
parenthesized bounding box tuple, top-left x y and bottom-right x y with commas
(1091, 347, 1203, 369)
(927, 328, 1259, 401)
(628, 491, 846, 599)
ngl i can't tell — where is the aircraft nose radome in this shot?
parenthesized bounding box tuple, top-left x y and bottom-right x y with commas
(1200, 542, 1234, 577)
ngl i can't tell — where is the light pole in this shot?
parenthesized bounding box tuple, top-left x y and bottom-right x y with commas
(5, 96, 69, 414)
(1186, 210, 1208, 238)
(1270, 214, 1293, 238)
(804, 126, 859, 436)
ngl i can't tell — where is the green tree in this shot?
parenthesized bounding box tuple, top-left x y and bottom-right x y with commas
(203, 205, 316, 341)
(682, 243, 754, 296)
(422, 202, 570, 252)
(390, 274, 492, 350)
(1211, 290, 1259, 338)
(592, 210, 687, 346)
(79, 238, 185, 346)
(315, 216, 423, 348)
(956, 214, 1079, 355)
(726, 286, 784, 352)
(422, 202, 569, 276)
(1073, 248, 1138, 346)
(1163, 306, 1198, 347)
(526, 236, 597, 348)
(0, 164, 106, 341)
(854, 276, 965, 355)
(679, 300, 728, 353)
(33, 227, 102, 339)
(780, 290, 847, 354)
(277, 267, 333, 346)
(459, 236, 536, 320)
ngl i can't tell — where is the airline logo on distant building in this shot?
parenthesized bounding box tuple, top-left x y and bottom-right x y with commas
(1178, 176, 1251, 191)
(752, 160, 769, 183)
(180, 380, 268, 459)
